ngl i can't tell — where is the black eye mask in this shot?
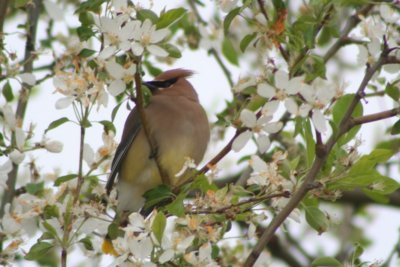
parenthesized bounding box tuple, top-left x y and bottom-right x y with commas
(143, 78, 178, 92)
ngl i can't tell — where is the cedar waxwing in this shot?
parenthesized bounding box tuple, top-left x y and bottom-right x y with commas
(105, 69, 210, 213)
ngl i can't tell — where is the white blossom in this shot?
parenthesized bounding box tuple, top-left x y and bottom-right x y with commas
(0, 160, 12, 189)
(184, 242, 219, 267)
(17, 73, 36, 86)
(2, 104, 16, 129)
(105, 59, 136, 96)
(9, 150, 25, 164)
(233, 108, 282, 153)
(44, 139, 63, 153)
(131, 19, 169, 57)
(219, 0, 239, 12)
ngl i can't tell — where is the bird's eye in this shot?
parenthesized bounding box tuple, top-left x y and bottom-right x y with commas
(143, 78, 178, 91)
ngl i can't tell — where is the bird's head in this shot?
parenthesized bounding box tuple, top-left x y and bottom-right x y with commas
(143, 69, 199, 101)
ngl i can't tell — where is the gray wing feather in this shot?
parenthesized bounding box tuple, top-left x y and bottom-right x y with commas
(106, 112, 141, 195)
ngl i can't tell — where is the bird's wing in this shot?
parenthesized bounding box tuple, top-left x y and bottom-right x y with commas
(106, 109, 141, 195)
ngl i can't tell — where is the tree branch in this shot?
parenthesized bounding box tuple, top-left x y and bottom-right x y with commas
(244, 41, 394, 267)
(134, 65, 169, 184)
(351, 108, 400, 126)
(0, 0, 42, 217)
(0, 0, 9, 49)
(187, 191, 290, 215)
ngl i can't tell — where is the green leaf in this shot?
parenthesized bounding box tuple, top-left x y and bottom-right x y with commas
(45, 117, 69, 133)
(385, 83, 400, 101)
(79, 12, 94, 26)
(2, 81, 14, 102)
(14, 0, 29, 8)
(77, 26, 94, 41)
(78, 48, 96, 58)
(144, 61, 162, 77)
(391, 119, 400, 135)
(107, 222, 122, 240)
(222, 37, 238, 65)
(311, 256, 343, 267)
(137, 9, 159, 23)
(152, 212, 167, 244)
(54, 174, 78, 186)
(143, 184, 173, 210)
(189, 174, 218, 193)
(240, 33, 257, 52)
(42, 221, 58, 239)
(304, 118, 315, 167)
(111, 102, 123, 122)
(163, 43, 182, 58)
(75, 0, 105, 14)
(80, 236, 94, 251)
(272, 0, 286, 11)
(26, 182, 44, 195)
(304, 205, 328, 234)
(157, 8, 186, 29)
(349, 149, 394, 175)
(43, 205, 60, 219)
(332, 94, 363, 145)
(165, 193, 186, 217)
(223, 7, 241, 34)
(25, 242, 54, 261)
(99, 120, 116, 134)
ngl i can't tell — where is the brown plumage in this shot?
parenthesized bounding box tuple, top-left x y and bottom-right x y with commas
(106, 69, 210, 212)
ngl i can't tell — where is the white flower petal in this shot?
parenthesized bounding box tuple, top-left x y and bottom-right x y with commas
(256, 135, 271, 154)
(150, 28, 170, 43)
(108, 79, 126, 96)
(240, 109, 257, 128)
(286, 76, 302, 94)
(299, 103, 312, 117)
(249, 155, 267, 172)
(275, 70, 289, 89)
(232, 130, 252, 152)
(43, 0, 64, 21)
(262, 100, 280, 116)
(159, 249, 174, 264)
(9, 150, 25, 164)
(312, 109, 327, 133)
(105, 60, 125, 80)
(2, 104, 16, 129)
(55, 96, 75, 109)
(147, 45, 169, 57)
(131, 42, 144, 56)
(83, 143, 94, 166)
(45, 140, 63, 153)
(257, 83, 275, 98)
(15, 128, 25, 150)
(264, 121, 283, 134)
(284, 98, 299, 115)
(98, 46, 116, 60)
(0, 160, 12, 173)
(18, 73, 36, 86)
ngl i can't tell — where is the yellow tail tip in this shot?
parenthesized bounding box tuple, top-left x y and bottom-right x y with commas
(102, 239, 118, 256)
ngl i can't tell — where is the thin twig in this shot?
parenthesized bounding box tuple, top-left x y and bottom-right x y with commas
(0, 0, 42, 217)
(289, 3, 334, 77)
(0, 0, 9, 49)
(323, 4, 374, 63)
(199, 128, 245, 174)
(188, 191, 290, 214)
(134, 65, 169, 184)
(352, 108, 400, 126)
(244, 42, 395, 267)
(186, 0, 234, 87)
(209, 48, 234, 87)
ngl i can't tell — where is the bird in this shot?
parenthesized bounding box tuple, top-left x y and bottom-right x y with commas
(105, 68, 210, 213)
